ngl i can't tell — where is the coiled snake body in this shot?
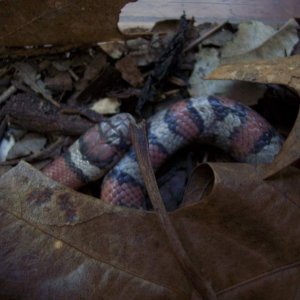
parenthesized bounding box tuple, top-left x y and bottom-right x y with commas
(43, 96, 283, 208)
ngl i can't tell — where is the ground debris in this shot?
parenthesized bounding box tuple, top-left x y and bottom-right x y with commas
(189, 19, 299, 105)
(14, 62, 60, 107)
(0, 94, 96, 136)
(0, 17, 299, 214)
(1, 15, 300, 300)
(115, 55, 144, 87)
(136, 15, 193, 115)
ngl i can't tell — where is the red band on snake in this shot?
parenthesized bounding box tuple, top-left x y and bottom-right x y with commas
(42, 96, 283, 208)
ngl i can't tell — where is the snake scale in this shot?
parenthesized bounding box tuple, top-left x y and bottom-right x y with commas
(42, 96, 283, 208)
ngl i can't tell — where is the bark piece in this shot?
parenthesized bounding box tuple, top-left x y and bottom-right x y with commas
(0, 94, 95, 136)
(44, 72, 73, 92)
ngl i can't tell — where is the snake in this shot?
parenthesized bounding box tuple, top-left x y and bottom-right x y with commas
(42, 96, 283, 208)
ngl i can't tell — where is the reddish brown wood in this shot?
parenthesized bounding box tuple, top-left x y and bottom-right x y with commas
(119, 0, 300, 29)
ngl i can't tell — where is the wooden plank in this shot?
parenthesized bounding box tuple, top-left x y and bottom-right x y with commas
(119, 0, 300, 29)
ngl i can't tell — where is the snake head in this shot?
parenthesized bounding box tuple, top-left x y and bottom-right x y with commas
(99, 113, 135, 151)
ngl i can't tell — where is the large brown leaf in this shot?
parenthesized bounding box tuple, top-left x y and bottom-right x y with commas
(0, 0, 134, 47)
(0, 161, 300, 299)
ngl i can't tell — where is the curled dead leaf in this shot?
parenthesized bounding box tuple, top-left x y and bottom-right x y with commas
(206, 55, 300, 177)
(263, 108, 300, 179)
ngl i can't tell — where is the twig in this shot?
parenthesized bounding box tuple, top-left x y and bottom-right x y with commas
(0, 85, 17, 104)
(183, 21, 228, 53)
(0, 115, 8, 140)
(130, 121, 217, 300)
(1, 94, 95, 136)
(68, 68, 79, 81)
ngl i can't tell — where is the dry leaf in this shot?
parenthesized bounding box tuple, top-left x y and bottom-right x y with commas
(0, 0, 134, 47)
(0, 133, 15, 162)
(221, 21, 276, 58)
(0, 161, 300, 299)
(69, 53, 108, 103)
(222, 19, 299, 64)
(189, 19, 299, 106)
(90, 98, 121, 115)
(6, 133, 46, 160)
(207, 55, 300, 96)
(14, 62, 58, 106)
(126, 37, 166, 67)
(202, 28, 233, 47)
(44, 72, 73, 92)
(151, 19, 181, 33)
(98, 41, 126, 59)
(82, 53, 108, 82)
(188, 47, 266, 105)
(115, 55, 144, 87)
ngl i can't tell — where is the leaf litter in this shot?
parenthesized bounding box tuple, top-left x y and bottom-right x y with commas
(189, 19, 299, 105)
(0, 10, 300, 300)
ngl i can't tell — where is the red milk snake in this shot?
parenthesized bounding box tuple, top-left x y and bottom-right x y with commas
(42, 96, 283, 208)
